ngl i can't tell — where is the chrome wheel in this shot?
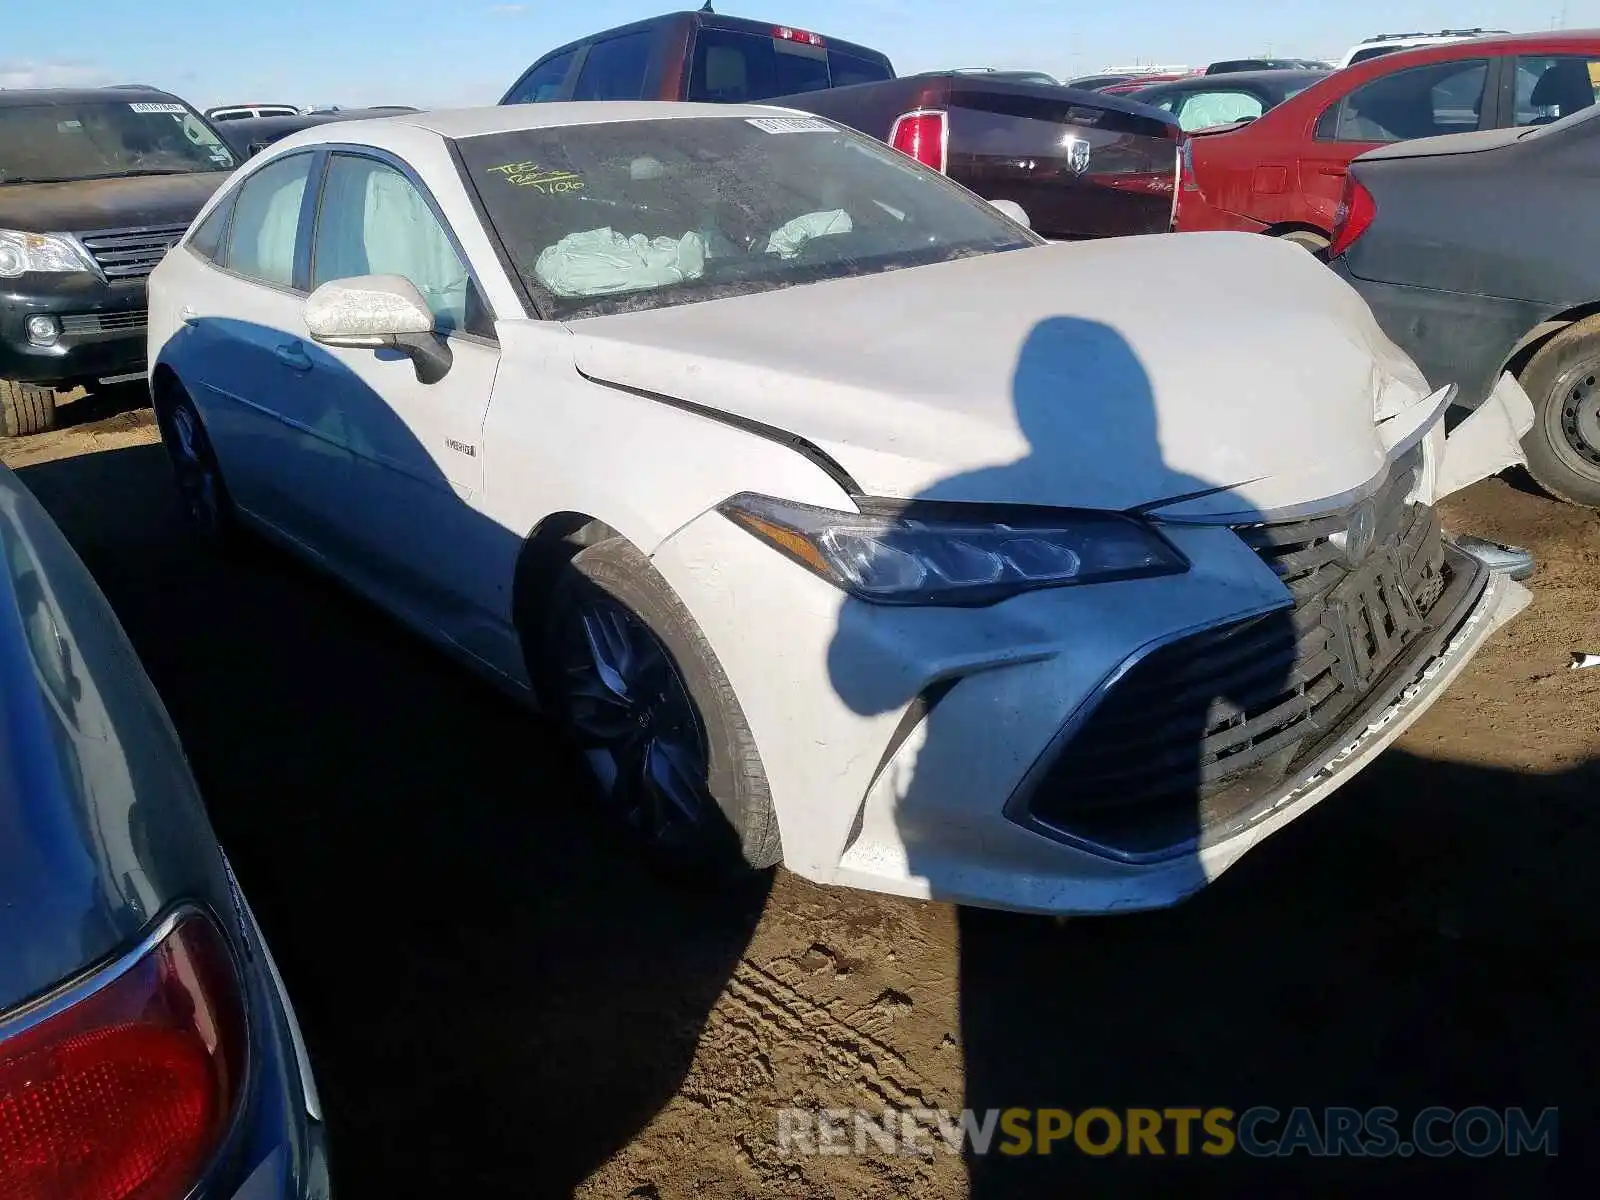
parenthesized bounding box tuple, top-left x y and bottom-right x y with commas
(166, 398, 225, 537)
(558, 597, 712, 847)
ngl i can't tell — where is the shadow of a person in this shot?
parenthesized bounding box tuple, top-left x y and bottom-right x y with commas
(828, 315, 1301, 1189)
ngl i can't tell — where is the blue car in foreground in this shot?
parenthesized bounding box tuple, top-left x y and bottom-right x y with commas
(0, 463, 328, 1199)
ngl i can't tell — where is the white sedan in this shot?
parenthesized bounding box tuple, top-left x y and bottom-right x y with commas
(147, 102, 1534, 915)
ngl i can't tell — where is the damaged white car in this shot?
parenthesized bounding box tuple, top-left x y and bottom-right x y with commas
(146, 103, 1533, 914)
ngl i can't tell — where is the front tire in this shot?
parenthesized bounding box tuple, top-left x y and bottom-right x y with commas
(155, 380, 235, 540)
(0, 379, 59, 437)
(539, 537, 780, 882)
(1518, 319, 1600, 508)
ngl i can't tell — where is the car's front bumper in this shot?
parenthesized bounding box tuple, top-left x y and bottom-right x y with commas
(649, 415, 1529, 916)
(0, 275, 150, 387)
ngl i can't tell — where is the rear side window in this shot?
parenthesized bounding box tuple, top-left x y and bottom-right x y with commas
(1514, 55, 1600, 126)
(223, 152, 312, 287)
(507, 49, 578, 103)
(572, 31, 653, 100)
(1317, 59, 1488, 142)
(686, 28, 888, 102)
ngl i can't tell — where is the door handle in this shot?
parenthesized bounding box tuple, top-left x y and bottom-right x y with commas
(1317, 166, 1346, 177)
(274, 342, 313, 372)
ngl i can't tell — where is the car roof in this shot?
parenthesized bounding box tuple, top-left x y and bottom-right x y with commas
(0, 86, 186, 108)
(1141, 68, 1329, 90)
(322, 100, 825, 142)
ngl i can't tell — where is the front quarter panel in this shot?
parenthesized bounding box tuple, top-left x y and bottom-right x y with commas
(477, 318, 862, 621)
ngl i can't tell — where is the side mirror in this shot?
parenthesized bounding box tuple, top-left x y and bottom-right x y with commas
(989, 198, 1032, 229)
(304, 274, 451, 384)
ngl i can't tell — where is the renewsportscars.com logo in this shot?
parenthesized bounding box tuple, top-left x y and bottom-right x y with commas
(776, 1106, 1559, 1159)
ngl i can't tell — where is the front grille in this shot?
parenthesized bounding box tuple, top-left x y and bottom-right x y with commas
(77, 223, 188, 280)
(59, 310, 147, 336)
(1026, 460, 1452, 858)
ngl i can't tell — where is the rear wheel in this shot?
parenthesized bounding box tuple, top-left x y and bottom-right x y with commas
(155, 380, 234, 540)
(1518, 319, 1600, 508)
(538, 537, 780, 882)
(0, 379, 59, 437)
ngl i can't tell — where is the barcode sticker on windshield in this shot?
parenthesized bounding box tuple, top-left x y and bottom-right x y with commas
(746, 116, 834, 134)
(128, 102, 187, 114)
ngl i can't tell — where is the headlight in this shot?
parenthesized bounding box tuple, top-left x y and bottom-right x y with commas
(0, 229, 96, 279)
(720, 493, 1188, 606)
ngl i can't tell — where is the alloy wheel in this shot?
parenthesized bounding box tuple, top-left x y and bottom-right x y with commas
(558, 596, 712, 848)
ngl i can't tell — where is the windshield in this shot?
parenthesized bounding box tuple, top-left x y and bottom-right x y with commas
(0, 100, 236, 185)
(458, 116, 1039, 319)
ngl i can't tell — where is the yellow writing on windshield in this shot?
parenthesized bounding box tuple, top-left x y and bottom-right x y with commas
(485, 161, 584, 194)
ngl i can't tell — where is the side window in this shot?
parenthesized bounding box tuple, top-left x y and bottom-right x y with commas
(1515, 55, 1600, 126)
(1319, 59, 1488, 143)
(1175, 89, 1264, 132)
(571, 31, 653, 101)
(506, 49, 578, 104)
(310, 154, 488, 337)
(223, 152, 313, 288)
(188, 194, 235, 264)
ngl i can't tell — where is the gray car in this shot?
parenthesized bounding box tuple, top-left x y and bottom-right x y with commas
(0, 463, 328, 1198)
(1330, 102, 1600, 507)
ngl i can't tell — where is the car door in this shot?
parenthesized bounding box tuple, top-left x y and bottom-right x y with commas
(167, 149, 354, 552)
(300, 149, 507, 663)
(1299, 57, 1491, 230)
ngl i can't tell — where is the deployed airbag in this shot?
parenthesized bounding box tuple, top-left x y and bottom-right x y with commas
(534, 227, 707, 297)
(765, 209, 853, 258)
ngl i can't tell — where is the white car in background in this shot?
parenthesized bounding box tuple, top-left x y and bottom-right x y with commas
(147, 102, 1533, 915)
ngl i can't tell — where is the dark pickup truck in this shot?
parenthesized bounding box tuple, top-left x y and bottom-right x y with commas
(500, 7, 1182, 241)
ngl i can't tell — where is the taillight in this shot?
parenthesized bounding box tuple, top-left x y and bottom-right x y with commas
(888, 109, 948, 173)
(1328, 174, 1376, 258)
(0, 911, 246, 1200)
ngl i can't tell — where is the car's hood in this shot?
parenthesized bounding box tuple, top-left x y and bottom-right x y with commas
(565, 232, 1433, 516)
(0, 171, 229, 235)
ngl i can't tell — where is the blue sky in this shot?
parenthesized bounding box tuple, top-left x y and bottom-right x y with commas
(1, 0, 1593, 109)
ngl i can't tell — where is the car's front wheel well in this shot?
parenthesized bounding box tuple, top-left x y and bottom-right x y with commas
(149, 363, 181, 414)
(511, 512, 626, 646)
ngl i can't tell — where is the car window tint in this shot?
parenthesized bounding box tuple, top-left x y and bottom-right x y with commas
(572, 31, 653, 101)
(224, 152, 312, 287)
(311, 154, 486, 336)
(1175, 90, 1264, 131)
(507, 49, 578, 103)
(1515, 55, 1600, 126)
(1323, 59, 1488, 142)
(188, 194, 234, 263)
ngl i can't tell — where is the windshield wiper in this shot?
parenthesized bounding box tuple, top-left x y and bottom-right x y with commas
(117, 168, 205, 177)
(0, 176, 80, 185)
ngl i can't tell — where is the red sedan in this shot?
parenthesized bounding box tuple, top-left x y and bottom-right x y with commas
(1175, 31, 1600, 251)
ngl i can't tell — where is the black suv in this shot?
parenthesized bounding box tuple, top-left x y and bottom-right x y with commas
(0, 86, 237, 435)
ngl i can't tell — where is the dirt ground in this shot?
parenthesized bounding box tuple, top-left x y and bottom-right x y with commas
(7, 395, 1598, 1196)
